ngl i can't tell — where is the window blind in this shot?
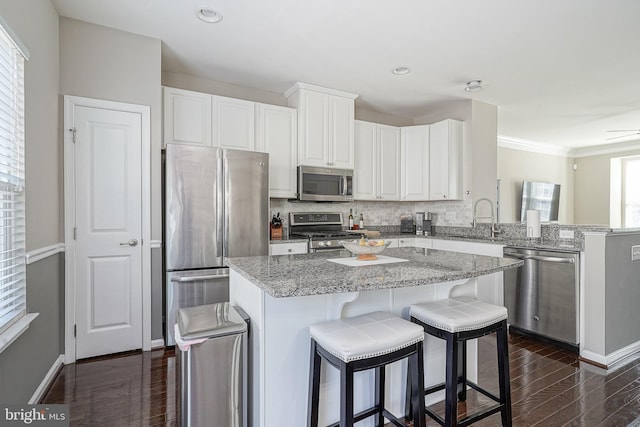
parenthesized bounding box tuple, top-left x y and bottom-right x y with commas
(0, 21, 26, 336)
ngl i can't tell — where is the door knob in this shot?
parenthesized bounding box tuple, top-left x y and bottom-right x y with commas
(120, 239, 139, 247)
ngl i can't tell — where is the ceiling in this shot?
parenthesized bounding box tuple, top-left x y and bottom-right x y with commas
(51, 0, 640, 149)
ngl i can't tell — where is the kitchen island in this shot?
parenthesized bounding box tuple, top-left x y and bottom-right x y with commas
(227, 247, 522, 427)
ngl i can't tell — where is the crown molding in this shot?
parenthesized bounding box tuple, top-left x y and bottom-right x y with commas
(498, 135, 640, 158)
(570, 138, 640, 158)
(497, 136, 572, 157)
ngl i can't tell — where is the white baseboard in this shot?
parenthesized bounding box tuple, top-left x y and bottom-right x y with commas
(151, 338, 165, 349)
(581, 340, 640, 369)
(29, 354, 64, 404)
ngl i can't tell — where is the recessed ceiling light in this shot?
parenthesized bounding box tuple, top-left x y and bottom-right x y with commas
(465, 80, 483, 92)
(197, 8, 223, 23)
(392, 66, 411, 75)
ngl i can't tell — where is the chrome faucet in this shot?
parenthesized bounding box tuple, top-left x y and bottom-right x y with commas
(472, 198, 501, 238)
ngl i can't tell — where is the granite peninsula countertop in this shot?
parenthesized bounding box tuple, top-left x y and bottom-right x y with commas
(226, 247, 523, 298)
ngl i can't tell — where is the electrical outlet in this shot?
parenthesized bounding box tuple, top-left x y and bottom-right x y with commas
(632, 245, 640, 261)
(559, 229, 575, 239)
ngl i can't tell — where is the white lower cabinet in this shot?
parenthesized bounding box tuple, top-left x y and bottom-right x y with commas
(385, 238, 399, 248)
(398, 237, 416, 247)
(413, 238, 432, 249)
(430, 239, 504, 305)
(270, 242, 308, 255)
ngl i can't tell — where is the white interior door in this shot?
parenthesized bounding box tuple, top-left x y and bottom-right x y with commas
(72, 104, 143, 359)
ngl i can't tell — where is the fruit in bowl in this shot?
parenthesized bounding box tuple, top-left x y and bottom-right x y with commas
(341, 238, 391, 261)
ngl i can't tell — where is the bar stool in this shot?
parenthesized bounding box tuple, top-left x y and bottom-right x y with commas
(409, 297, 512, 427)
(307, 311, 426, 427)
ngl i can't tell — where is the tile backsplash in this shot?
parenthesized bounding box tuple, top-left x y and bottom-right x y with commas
(270, 198, 473, 228)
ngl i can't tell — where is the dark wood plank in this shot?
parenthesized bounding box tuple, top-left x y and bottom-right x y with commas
(40, 333, 640, 427)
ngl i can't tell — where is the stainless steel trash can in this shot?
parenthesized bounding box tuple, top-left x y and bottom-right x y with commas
(176, 302, 248, 427)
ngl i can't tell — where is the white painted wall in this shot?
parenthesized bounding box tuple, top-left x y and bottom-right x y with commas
(497, 146, 575, 224)
(574, 148, 640, 226)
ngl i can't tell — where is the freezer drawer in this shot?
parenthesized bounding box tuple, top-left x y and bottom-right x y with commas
(503, 247, 579, 346)
(166, 268, 229, 346)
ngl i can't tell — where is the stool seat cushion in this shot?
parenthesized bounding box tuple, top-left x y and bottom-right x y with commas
(410, 297, 507, 333)
(309, 311, 424, 363)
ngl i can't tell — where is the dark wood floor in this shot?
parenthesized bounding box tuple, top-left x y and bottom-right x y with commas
(41, 332, 640, 426)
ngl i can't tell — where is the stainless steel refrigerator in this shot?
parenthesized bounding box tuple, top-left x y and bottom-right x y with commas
(164, 143, 269, 345)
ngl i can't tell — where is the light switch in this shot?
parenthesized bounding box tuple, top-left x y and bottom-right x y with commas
(632, 245, 640, 261)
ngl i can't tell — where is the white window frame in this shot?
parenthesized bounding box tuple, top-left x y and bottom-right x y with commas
(0, 16, 32, 353)
(621, 156, 640, 228)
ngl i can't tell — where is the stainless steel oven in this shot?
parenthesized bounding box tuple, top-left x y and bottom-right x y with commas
(297, 166, 353, 202)
(289, 212, 359, 253)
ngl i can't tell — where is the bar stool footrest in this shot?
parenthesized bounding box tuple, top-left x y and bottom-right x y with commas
(326, 406, 408, 427)
(467, 381, 501, 403)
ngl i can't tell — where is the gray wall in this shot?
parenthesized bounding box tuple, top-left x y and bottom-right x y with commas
(605, 233, 640, 353)
(0, 0, 63, 403)
(0, 256, 64, 403)
(59, 18, 164, 340)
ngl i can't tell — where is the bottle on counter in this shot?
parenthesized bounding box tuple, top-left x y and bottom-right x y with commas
(348, 209, 354, 229)
(359, 213, 364, 229)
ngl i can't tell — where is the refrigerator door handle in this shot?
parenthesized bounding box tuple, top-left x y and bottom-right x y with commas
(170, 274, 230, 282)
(223, 156, 229, 257)
(218, 154, 225, 258)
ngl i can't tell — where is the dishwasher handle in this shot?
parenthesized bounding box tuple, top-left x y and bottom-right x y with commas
(505, 252, 575, 264)
(171, 273, 230, 282)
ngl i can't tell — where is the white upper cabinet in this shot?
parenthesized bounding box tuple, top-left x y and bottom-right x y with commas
(286, 83, 358, 169)
(400, 125, 430, 201)
(163, 87, 212, 147)
(354, 120, 400, 200)
(429, 119, 463, 200)
(163, 87, 256, 150)
(255, 103, 298, 198)
(354, 121, 376, 199)
(212, 95, 255, 151)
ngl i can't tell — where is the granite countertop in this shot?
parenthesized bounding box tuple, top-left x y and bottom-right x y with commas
(270, 234, 582, 251)
(379, 233, 583, 251)
(226, 247, 522, 298)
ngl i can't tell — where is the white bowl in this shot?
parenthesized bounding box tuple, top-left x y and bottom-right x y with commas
(341, 239, 391, 261)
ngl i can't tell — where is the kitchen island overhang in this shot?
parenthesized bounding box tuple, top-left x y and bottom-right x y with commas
(226, 247, 522, 427)
(226, 246, 522, 298)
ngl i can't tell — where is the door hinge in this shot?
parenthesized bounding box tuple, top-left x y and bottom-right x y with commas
(73, 227, 77, 240)
(74, 324, 76, 337)
(69, 127, 77, 143)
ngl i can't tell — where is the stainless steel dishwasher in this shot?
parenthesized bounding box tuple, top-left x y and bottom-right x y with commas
(503, 246, 579, 347)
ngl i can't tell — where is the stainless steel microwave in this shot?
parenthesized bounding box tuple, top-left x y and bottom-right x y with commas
(297, 165, 353, 202)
